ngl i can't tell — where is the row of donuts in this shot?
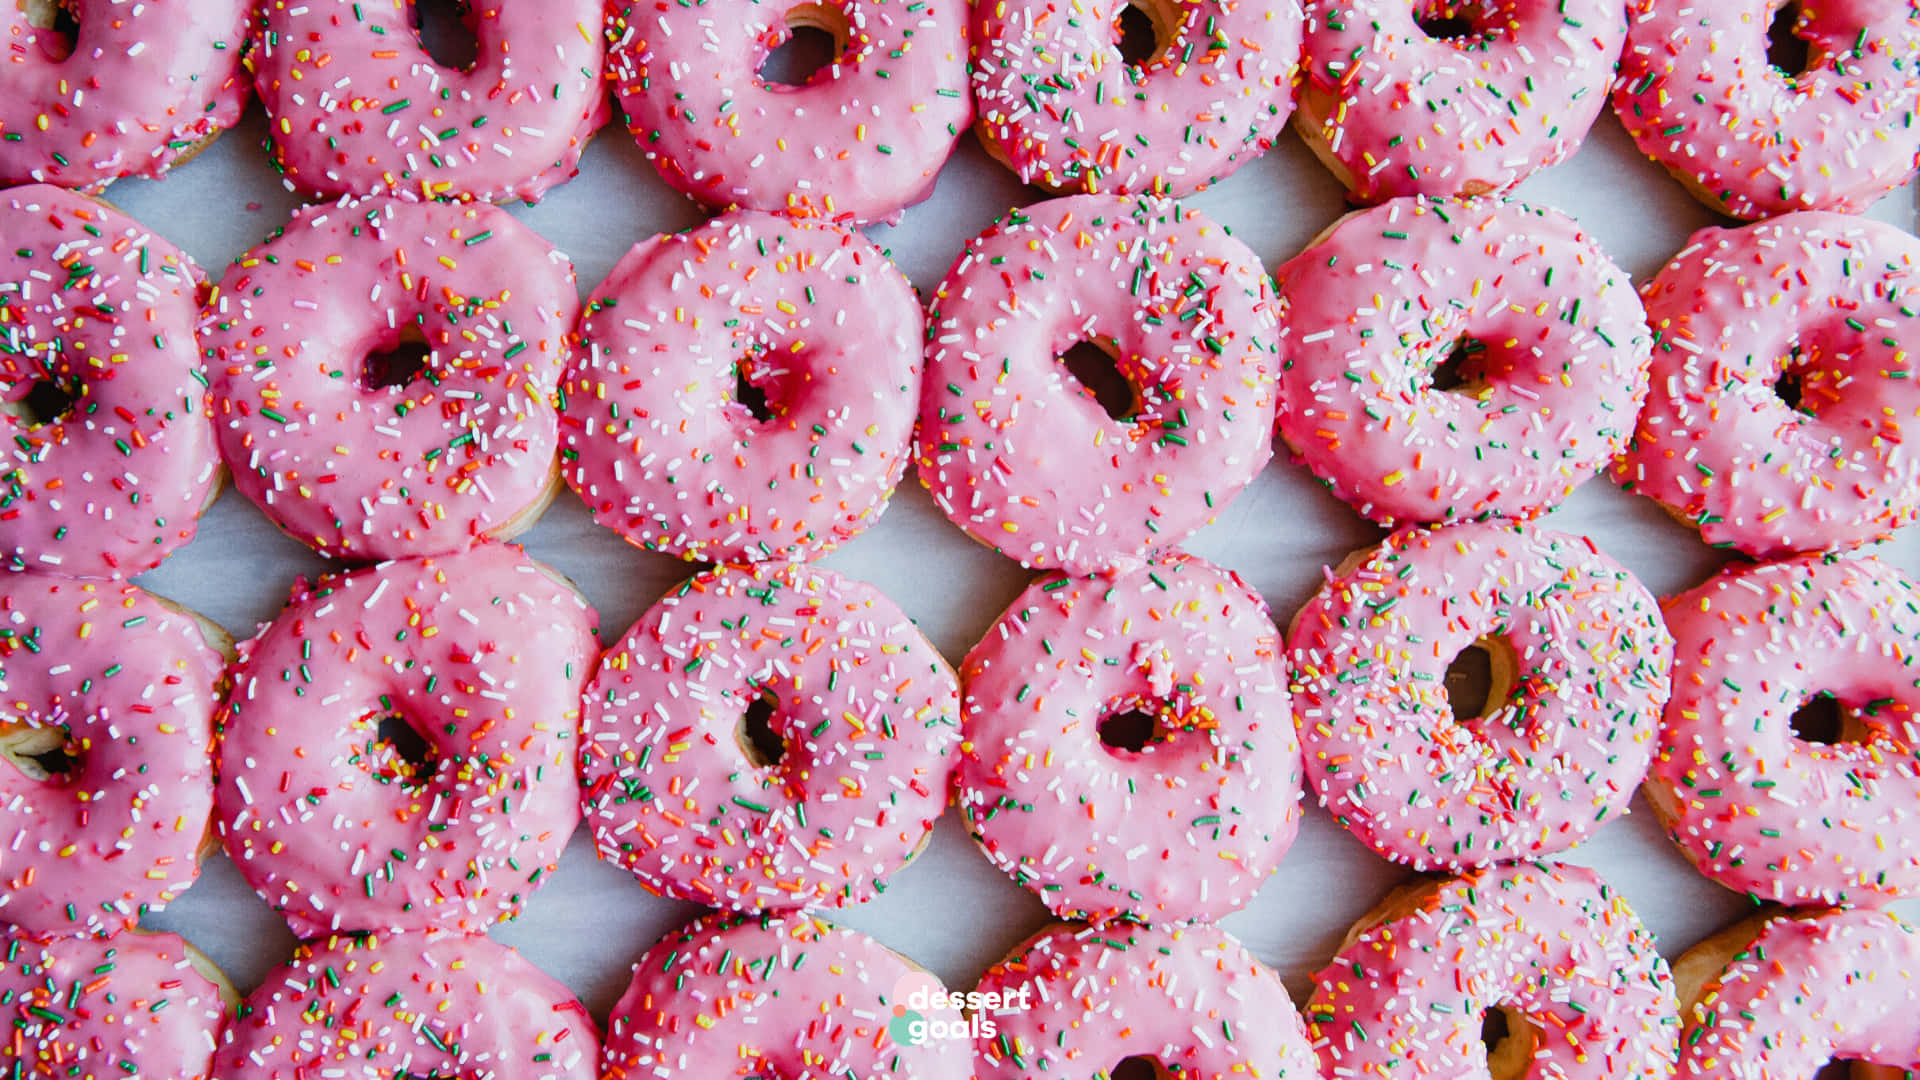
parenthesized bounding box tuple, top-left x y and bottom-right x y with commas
(5, 0, 1918, 221)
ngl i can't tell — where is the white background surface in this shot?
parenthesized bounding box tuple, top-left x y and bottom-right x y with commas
(89, 97, 1920, 1019)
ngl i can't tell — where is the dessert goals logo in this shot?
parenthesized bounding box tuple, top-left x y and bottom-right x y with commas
(887, 971, 1032, 1045)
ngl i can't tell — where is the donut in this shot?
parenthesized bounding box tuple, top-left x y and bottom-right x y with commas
(581, 561, 958, 911)
(0, 0, 250, 189)
(1275, 195, 1650, 526)
(1287, 521, 1673, 870)
(1613, 0, 1920, 220)
(606, 0, 970, 223)
(1614, 212, 1920, 559)
(2, 926, 235, 1077)
(970, 0, 1305, 196)
(918, 194, 1279, 576)
(0, 184, 224, 578)
(0, 569, 228, 937)
(560, 210, 923, 564)
(1294, 0, 1626, 202)
(1673, 908, 1920, 1079)
(202, 195, 579, 561)
(974, 920, 1321, 1080)
(1307, 860, 1680, 1080)
(247, 0, 606, 203)
(217, 542, 598, 937)
(954, 552, 1301, 925)
(1647, 553, 1920, 906)
(602, 910, 973, 1080)
(213, 930, 599, 1079)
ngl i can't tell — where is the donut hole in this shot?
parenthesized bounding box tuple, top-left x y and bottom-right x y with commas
(1414, 1, 1485, 43)
(1113, 3, 1160, 66)
(1444, 634, 1517, 727)
(760, 3, 849, 88)
(1430, 337, 1494, 398)
(371, 713, 440, 787)
(0, 725, 81, 783)
(736, 689, 788, 769)
(1479, 1006, 1538, 1080)
(4, 377, 81, 427)
(733, 353, 781, 424)
(1060, 340, 1141, 422)
(410, 0, 481, 73)
(1766, 0, 1813, 81)
(362, 326, 433, 392)
(21, 0, 79, 61)
(1109, 1056, 1169, 1080)
(1785, 691, 1881, 748)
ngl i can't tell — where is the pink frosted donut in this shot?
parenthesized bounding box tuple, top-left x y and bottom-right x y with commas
(581, 561, 958, 910)
(603, 910, 973, 1080)
(203, 196, 579, 561)
(955, 552, 1301, 925)
(560, 210, 922, 563)
(248, 0, 606, 203)
(214, 930, 599, 1079)
(974, 921, 1320, 1080)
(2, 926, 233, 1077)
(1674, 908, 1920, 1080)
(607, 0, 970, 223)
(1295, 0, 1626, 201)
(1287, 521, 1674, 869)
(1307, 861, 1679, 1080)
(1276, 195, 1650, 526)
(918, 194, 1279, 576)
(217, 543, 598, 937)
(0, 0, 249, 189)
(0, 185, 223, 578)
(1615, 212, 1920, 559)
(0, 570, 226, 936)
(1613, 0, 1920, 220)
(1647, 554, 1920, 906)
(970, 0, 1304, 195)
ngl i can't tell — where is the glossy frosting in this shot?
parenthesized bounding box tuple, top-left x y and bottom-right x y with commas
(1614, 0, 1920, 219)
(1297, 0, 1625, 201)
(1616, 212, 1920, 558)
(608, 0, 971, 223)
(603, 910, 973, 1080)
(1648, 554, 1920, 906)
(972, 0, 1304, 195)
(0, 184, 221, 577)
(975, 921, 1320, 1080)
(2, 927, 227, 1078)
(1289, 521, 1673, 869)
(582, 561, 958, 910)
(0, 570, 224, 936)
(203, 196, 578, 561)
(1276, 196, 1650, 526)
(0, 0, 250, 189)
(1309, 861, 1680, 1080)
(918, 194, 1279, 575)
(561, 210, 923, 564)
(956, 552, 1301, 924)
(248, 0, 606, 202)
(217, 543, 598, 936)
(213, 931, 598, 1079)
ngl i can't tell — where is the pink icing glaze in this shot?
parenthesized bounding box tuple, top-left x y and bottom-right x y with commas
(581, 561, 958, 910)
(917, 194, 1279, 576)
(975, 921, 1320, 1080)
(1613, 0, 1920, 220)
(217, 543, 598, 937)
(0, 185, 222, 578)
(214, 930, 599, 1079)
(203, 196, 579, 561)
(0, 570, 223, 936)
(1308, 861, 1680, 1080)
(248, 0, 606, 203)
(1680, 909, 1920, 1079)
(955, 552, 1301, 925)
(1648, 554, 1920, 906)
(0, 0, 250, 189)
(971, 0, 1304, 195)
(602, 910, 973, 1080)
(1615, 212, 1920, 559)
(607, 0, 971, 224)
(561, 210, 923, 563)
(2, 927, 227, 1077)
(1288, 522, 1673, 870)
(1276, 196, 1650, 526)
(1296, 0, 1625, 201)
